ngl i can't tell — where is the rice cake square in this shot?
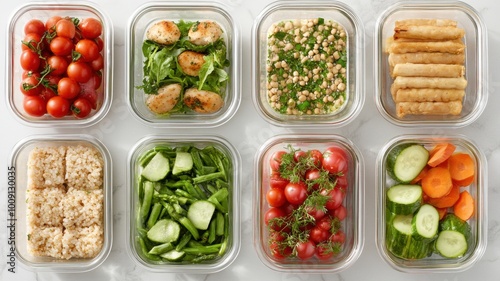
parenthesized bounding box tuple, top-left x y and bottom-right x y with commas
(65, 145, 104, 190)
(27, 146, 66, 189)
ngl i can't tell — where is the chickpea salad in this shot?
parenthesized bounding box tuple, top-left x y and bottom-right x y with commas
(266, 18, 348, 116)
(137, 20, 230, 115)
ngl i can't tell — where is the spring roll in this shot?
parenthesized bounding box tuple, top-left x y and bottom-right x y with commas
(388, 52, 465, 66)
(392, 63, 465, 78)
(390, 77, 467, 100)
(387, 40, 465, 54)
(396, 101, 463, 117)
(395, 19, 458, 28)
(395, 88, 465, 102)
(394, 25, 465, 40)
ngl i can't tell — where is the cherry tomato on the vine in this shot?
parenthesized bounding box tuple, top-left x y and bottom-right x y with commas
(322, 148, 348, 175)
(71, 97, 92, 118)
(20, 50, 40, 71)
(55, 18, 76, 39)
(67, 61, 93, 83)
(47, 55, 69, 76)
(270, 150, 287, 172)
(75, 39, 99, 62)
(50, 36, 74, 56)
(20, 76, 41, 96)
(45, 16, 62, 31)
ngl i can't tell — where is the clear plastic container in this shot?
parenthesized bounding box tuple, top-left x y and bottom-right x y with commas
(252, 1, 364, 128)
(374, 1, 487, 127)
(253, 134, 364, 273)
(126, 2, 241, 128)
(6, 1, 113, 127)
(126, 135, 241, 273)
(375, 135, 487, 273)
(9, 134, 113, 272)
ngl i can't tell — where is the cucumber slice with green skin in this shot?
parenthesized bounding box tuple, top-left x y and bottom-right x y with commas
(412, 204, 439, 241)
(435, 230, 468, 258)
(160, 249, 186, 261)
(172, 152, 194, 175)
(386, 214, 432, 259)
(387, 184, 423, 215)
(147, 219, 181, 243)
(187, 200, 216, 230)
(141, 152, 170, 181)
(387, 144, 429, 183)
(440, 213, 471, 242)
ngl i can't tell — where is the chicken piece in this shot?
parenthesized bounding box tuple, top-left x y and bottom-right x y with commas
(146, 21, 181, 45)
(183, 88, 224, 113)
(146, 84, 182, 114)
(178, 51, 205, 76)
(188, 21, 223, 46)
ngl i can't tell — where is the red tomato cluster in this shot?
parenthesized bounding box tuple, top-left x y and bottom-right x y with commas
(264, 145, 350, 261)
(19, 17, 104, 118)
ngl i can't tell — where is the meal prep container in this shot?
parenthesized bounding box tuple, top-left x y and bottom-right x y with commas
(252, 1, 364, 128)
(10, 134, 113, 272)
(375, 134, 487, 273)
(126, 2, 241, 128)
(6, 1, 113, 127)
(126, 135, 241, 273)
(253, 134, 364, 273)
(374, 1, 487, 127)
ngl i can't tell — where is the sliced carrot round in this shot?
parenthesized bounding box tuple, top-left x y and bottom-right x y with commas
(421, 166, 453, 198)
(453, 190, 474, 221)
(448, 153, 475, 181)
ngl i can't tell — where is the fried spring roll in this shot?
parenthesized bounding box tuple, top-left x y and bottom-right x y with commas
(392, 63, 465, 78)
(394, 25, 465, 40)
(387, 40, 465, 54)
(395, 19, 458, 28)
(388, 52, 465, 66)
(390, 77, 467, 100)
(395, 88, 465, 102)
(396, 101, 463, 117)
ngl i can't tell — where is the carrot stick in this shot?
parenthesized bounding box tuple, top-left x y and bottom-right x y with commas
(426, 184, 460, 208)
(421, 166, 453, 198)
(410, 165, 429, 184)
(448, 153, 475, 181)
(436, 207, 447, 220)
(427, 143, 456, 167)
(453, 190, 474, 221)
(454, 175, 474, 187)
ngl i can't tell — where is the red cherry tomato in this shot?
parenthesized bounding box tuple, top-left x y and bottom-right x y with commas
(317, 216, 333, 231)
(75, 39, 100, 62)
(47, 56, 69, 76)
(294, 150, 307, 162)
(57, 77, 81, 99)
(78, 17, 102, 39)
(330, 230, 346, 244)
(321, 188, 345, 211)
(316, 243, 335, 260)
(55, 18, 76, 39)
(90, 53, 104, 71)
(24, 19, 46, 35)
(322, 148, 348, 175)
(296, 240, 316, 260)
(306, 206, 326, 221)
(71, 98, 92, 118)
(20, 76, 41, 96)
(20, 50, 40, 71)
(284, 181, 308, 205)
(264, 207, 286, 231)
(50, 36, 74, 56)
(309, 149, 323, 167)
(40, 87, 57, 101)
(305, 169, 322, 190)
(23, 95, 46, 117)
(94, 37, 104, 52)
(333, 204, 347, 221)
(270, 150, 287, 172)
(269, 173, 289, 189)
(266, 188, 286, 208)
(45, 16, 62, 31)
(67, 61, 93, 83)
(22, 33, 43, 51)
(269, 240, 292, 260)
(309, 226, 330, 243)
(46, 96, 70, 118)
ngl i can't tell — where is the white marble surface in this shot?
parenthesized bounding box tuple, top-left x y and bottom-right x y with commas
(2, 0, 500, 280)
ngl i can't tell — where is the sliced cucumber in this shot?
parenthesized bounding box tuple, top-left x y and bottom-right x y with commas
(172, 152, 193, 175)
(147, 219, 180, 243)
(435, 230, 468, 258)
(141, 152, 170, 181)
(387, 144, 429, 183)
(187, 200, 216, 230)
(387, 184, 422, 215)
(440, 213, 471, 242)
(386, 214, 432, 259)
(160, 249, 186, 261)
(412, 204, 439, 241)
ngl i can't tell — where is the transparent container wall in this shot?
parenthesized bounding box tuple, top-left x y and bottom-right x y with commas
(252, 1, 364, 127)
(127, 2, 240, 128)
(376, 135, 487, 273)
(11, 135, 112, 272)
(374, 2, 487, 127)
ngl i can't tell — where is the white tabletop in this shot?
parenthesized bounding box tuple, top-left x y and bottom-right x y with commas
(2, 0, 500, 280)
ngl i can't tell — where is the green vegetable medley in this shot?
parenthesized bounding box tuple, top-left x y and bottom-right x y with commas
(135, 144, 232, 263)
(137, 20, 230, 114)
